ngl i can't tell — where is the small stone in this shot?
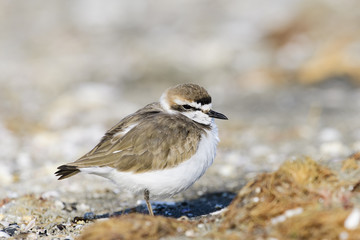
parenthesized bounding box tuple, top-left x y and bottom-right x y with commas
(83, 212, 95, 220)
(57, 224, 66, 231)
(284, 207, 303, 217)
(197, 223, 205, 228)
(185, 229, 195, 237)
(320, 142, 348, 157)
(345, 208, 360, 230)
(271, 215, 286, 225)
(38, 229, 48, 236)
(339, 231, 349, 240)
(0, 231, 10, 238)
(218, 165, 235, 177)
(22, 216, 33, 223)
(319, 128, 341, 142)
(0, 221, 9, 228)
(75, 224, 84, 230)
(24, 218, 36, 232)
(181, 208, 191, 214)
(6, 192, 18, 199)
(54, 200, 65, 210)
(41, 191, 59, 200)
(215, 204, 224, 210)
(27, 233, 37, 240)
(77, 203, 90, 212)
(4, 224, 19, 236)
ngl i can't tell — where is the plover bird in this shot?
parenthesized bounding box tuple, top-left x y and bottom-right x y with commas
(55, 83, 228, 215)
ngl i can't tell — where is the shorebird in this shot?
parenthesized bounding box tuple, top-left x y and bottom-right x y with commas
(55, 83, 228, 215)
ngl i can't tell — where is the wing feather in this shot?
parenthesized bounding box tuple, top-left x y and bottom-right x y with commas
(65, 103, 206, 173)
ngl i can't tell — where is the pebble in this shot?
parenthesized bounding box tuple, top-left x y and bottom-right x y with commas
(320, 142, 348, 157)
(339, 231, 349, 240)
(83, 212, 95, 220)
(181, 208, 191, 214)
(0, 166, 13, 185)
(250, 145, 272, 157)
(16, 152, 32, 169)
(319, 128, 341, 142)
(185, 230, 195, 237)
(22, 215, 33, 223)
(57, 224, 66, 231)
(164, 211, 173, 216)
(271, 215, 286, 225)
(3, 224, 19, 236)
(75, 224, 85, 230)
(352, 141, 360, 152)
(210, 208, 228, 216)
(214, 204, 224, 210)
(76, 220, 85, 225)
(26, 233, 37, 240)
(54, 200, 65, 210)
(24, 218, 36, 232)
(0, 221, 9, 228)
(344, 208, 360, 230)
(41, 191, 59, 200)
(197, 223, 205, 229)
(77, 203, 90, 212)
(218, 165, 235, 177)
(0, 231, 10, 238)
(284, 207, 303, 218)
(271, 208, 303, 224)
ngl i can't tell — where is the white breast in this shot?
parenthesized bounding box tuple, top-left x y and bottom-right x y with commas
(81, 121, 219, 199)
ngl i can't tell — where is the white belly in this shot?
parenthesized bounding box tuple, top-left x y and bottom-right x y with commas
(81, 122, 219, 199)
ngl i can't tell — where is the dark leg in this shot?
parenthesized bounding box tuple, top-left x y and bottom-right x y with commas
(144, 189, 154, 216)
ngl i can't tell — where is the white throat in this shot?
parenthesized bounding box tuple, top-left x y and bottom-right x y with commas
(181, 111, 213, 125)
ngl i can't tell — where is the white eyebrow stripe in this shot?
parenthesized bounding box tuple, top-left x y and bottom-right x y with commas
(113, 150, 122, 154)
(173, 99, 212, 111)
(201, 104, 211, 111)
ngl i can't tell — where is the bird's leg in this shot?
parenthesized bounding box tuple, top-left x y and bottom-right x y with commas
(144, 189, 154, 216)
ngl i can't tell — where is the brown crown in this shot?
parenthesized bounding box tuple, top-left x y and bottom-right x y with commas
(166, 83, 212, 105)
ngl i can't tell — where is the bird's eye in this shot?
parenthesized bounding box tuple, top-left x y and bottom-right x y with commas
(183, 105, 192, 110)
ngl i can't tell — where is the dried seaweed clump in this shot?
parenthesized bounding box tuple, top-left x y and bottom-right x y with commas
(217, 158, 342, 238)
(78, 214, 194, 240)
(273, 207, 360, 239)
(342, 152, 360, 172)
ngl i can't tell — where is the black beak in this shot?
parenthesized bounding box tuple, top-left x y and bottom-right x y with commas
(208, 110, 228, 120)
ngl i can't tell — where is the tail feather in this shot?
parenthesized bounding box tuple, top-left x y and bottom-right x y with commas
(55, 165, 80, 180)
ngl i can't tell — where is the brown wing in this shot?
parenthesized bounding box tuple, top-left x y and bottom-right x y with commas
(63, 111, 205, 173)
(56, 102, 162, 179)
(84, 102, 163, 155)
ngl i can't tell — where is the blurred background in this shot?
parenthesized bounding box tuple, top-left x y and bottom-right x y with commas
(1, 0, 360, 197)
